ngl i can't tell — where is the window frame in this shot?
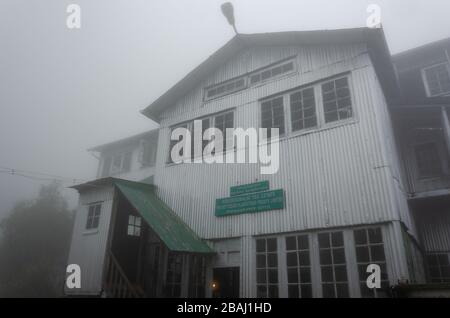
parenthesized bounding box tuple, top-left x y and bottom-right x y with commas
(127, 214, 142, 237)
(203, 57, 297, 102)
(85, 202, 102, 231)
(259, 74, 355, 141)
(166, 109, 236, 165)
(413, 141, 445, 179)
(421, 62, 450, 97)
(106, 151, 133, 176)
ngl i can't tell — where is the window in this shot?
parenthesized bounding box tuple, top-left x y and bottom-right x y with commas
(86, 203, 101, 230)
(259, 75, 353, 138)
(422, 63, 450, 97)
(205, 77, 246, 100)
(188, 255, 206, 297)
(318, 231, 349, 298)
(140, 139, 156, 167)
(354, 228, 389, 297)
(322, 77, 353, 123)
(261, 96, 285, 138)
(285, 235, 312, 298)
(127, 215, 142, 237)
(168, 110, 235, 163)
(414, 142, 442, 178)
(256, 238, 279, 297)
(105, 152, 132, 175)
(203, 58, 296, 101)
(214, 111, 234, 151)
(166, 253, 183, 297)
(290, 87, 317, 132)
(427, 253, 450, 283)
(250, 60, 295, 85)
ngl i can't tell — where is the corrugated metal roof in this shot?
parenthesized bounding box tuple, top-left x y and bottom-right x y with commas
(141, 27, 398, 122)
(113, 179, 214, 254)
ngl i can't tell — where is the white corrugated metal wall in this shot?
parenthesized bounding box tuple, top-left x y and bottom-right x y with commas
(148, 43, 417, 295)
(65, 185, 115, 295)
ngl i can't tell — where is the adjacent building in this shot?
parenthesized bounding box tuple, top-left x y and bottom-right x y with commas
(65, 28, 450, 298)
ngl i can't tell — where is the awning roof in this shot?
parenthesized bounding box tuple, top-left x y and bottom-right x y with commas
(113, 179, 213, 254)
(70, 177, 213, 254)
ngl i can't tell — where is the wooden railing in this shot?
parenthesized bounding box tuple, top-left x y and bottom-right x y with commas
(103, 251, 145, 298)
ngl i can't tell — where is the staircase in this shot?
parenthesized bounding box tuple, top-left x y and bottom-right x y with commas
(103, 251, 145, 298)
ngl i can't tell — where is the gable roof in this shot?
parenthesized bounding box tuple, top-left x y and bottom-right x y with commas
(141, 27, 398, 122)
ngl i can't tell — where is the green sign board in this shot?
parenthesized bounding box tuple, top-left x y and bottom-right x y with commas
(230, 181, 270, 196)
(215, 189, 284, 217)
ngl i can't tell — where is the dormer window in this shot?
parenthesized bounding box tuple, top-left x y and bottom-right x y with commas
(422, 62, 450, 97)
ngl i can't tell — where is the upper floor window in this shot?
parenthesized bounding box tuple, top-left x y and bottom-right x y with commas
(168, 110, 235, 163)
(102, 152, 132, 176)
(422, 63, 450, 97)
(260, 75, 353, 138)
(127, 215, 142, 237)
(140, 139, 157, 167)
(86, 203, 101, 230)
(426, 252, 450, 283)
(250, 60, 295, 85)
(203, 58, 296, 101)
(205, 77, 246, 101)
(261, 96, 285, 138)
(414, 142, 443, 178)
(290, 87, 317, 132)
(322, 77, 353, 123)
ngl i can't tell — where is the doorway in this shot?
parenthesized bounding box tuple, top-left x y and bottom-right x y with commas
(212, 267, 240, 298)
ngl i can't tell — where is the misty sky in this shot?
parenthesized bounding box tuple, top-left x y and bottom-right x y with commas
(1, 0, 450, 217)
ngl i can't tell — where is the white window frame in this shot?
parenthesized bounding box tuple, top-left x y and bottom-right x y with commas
(107, 151, 132, 175)
(85, 202, 102, 231)
(421, 62, 450, 97)
(166, 109, 235, 165)
(259, 74, 355, 141)
(203, 57, 297, 102)
(127, 214, 142, 237)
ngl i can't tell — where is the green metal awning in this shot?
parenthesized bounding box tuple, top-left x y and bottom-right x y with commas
(113, 179, 213, 254)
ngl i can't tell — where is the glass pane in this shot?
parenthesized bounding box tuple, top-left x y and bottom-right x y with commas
(333, 248, 346, 264)
(256, 254, 266, 268)
(267, 238, 277, 252)
(368, 228, 382, 244)
(300, 268, 311, 283)
(256, 269, 266, 284)
(356, 246, 370, 263)
(322, 283, 335, 298)
(318, 233, 330, 248)
(256, 239, 266, 253)
(299, 251, 310, 266)
(267, 253, 278, 267)
(320, 249, 332, 265)
(297, 235, 309, 250)
(334, 265, 348, 282)
(288, 285, 299, 298)
(286, 236, 297, 250)
(331, 232, 344, 247)
(268, 269, 278, 284)
(321, 266, 334, 282)
(286, 252, 298, 267)
(288, 268, 299, 284)
(336, 283, 349, 298)
(301, 284, 312, 298)
(370, 245, 386, 262)
(257, 285, 267, 298)
(128, 215, 135, 225)
(354, 229, 367, 245)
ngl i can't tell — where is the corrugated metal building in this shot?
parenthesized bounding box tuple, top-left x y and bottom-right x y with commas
(65, 28, 450, 298)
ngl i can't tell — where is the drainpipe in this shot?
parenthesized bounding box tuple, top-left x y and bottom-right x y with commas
(441, 106, 450, 156)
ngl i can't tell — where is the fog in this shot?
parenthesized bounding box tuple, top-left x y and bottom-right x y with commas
(1, 0, 450, 218)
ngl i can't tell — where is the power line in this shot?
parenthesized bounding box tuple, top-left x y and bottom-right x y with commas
(0, 166, 87, 184)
